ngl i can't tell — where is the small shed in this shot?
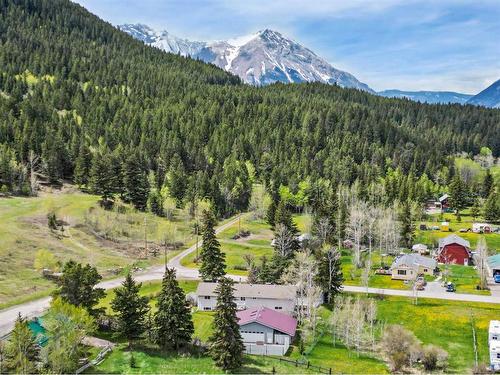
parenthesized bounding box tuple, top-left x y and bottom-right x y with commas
(439, 194, 450, 210)
(440, 221, 450, 231)
(411, 244, 429, 255)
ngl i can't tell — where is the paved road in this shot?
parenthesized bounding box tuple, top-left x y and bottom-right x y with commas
(1, 214, 499, 336)
(0, 215, 243, 337)
(343, 285, 500, 304)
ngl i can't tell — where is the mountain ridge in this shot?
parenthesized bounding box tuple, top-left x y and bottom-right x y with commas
(378, 89, 473, 105)
(466, 79, 500, 108)
(118, 24, 374, 92)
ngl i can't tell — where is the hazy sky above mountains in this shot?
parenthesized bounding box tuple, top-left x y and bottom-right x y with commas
(75, 0, 500, 93)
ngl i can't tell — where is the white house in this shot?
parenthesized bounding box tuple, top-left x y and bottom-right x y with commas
(390, 254, 437, 281)
(196, 282, 297, 313)
(237, 306, 297, 356)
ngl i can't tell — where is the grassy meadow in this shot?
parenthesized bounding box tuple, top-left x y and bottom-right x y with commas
(0, 188, 201, 308)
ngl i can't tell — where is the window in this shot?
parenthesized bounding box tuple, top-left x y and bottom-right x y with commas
(423, 269, 428, 272)
(203, 307, 212, 311)
(241, 297, 246, 301)
(204, 296, 210, 300)
(275, 306, 282, 310)
(497, 353, 500, 359)
(397, 270, 407, 275)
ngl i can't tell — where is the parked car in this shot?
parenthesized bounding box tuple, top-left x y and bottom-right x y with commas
(446, 282, 456, 292)
(494, 274, 500, 284)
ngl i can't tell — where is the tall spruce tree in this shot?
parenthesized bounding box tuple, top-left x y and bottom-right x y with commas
(315, 248, 344, 303)
(208, 277, 244, 371)
(484, 191, 500, 223)
(399, 200, 416, 248)
(4, 314, 39, 374)
(448, 175, 468, 219)
(111, 273, 150, 348)
(482, 169, 494, 198)
(73, 144, 91, 187)
(89, 152, 114, 205)
(153, 267, 194, 350)
(122, 151, 149, 211)
(199, 209, 226, 281)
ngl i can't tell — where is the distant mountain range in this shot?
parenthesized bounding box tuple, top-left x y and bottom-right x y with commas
(118, 24, 374, 92)
(466, 79, 500, 108)
(119, 24, 499, 109)
(378, 90, 473, 105)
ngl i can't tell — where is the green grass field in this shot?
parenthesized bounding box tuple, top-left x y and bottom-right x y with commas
(181, 216, 278, 276)
(374, 295, 500, 372)
(91, 344, 317, 374)
(0, 189, 201, 308)
(416, 211, 500, 253)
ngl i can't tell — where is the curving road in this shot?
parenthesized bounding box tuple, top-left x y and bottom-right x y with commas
(0, 215, 243, 337)
(1, 213, 499, 337)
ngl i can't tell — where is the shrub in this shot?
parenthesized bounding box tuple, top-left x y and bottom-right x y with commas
(381, 325, 420, 372)
(421, 345, 448, 371)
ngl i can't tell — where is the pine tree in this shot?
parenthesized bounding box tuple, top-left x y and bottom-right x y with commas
(122, 152, 149, 211)
(4, 314, 39, 374)
(482, 169, 494, 198)
(111, 273, 150, 348)
(73, 144, 91, 187)
(448, 175, 468, 218)
(315, 248, 344, 303)
(484, 192, 500, 223)
(153, 267, 194, 350)
(199, 209, 226, 281)
(274, 200, 299, 236)
(89, 152, 114, 206)
(56, 260, 105, 316)
(399, 200, 415, 248)
(208, 277, 244, 371)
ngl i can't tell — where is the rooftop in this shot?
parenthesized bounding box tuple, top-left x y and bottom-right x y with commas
(391, 253, 437, 270)
(196, 282, 297, 300)
(438, 234, 470, 249)
(236, 306, 297, 336)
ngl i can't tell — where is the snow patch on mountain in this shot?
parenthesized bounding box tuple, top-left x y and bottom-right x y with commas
(119, 24, 373, 92)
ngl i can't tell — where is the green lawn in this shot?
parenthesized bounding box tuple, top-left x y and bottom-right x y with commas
(446, 264, 489, 295)
(182, 216, 276, 276)
(0, 189, 203, 308)
(91, 344, 317, 374)
(416, 211, 500, 253)
(374, 295, 500, 372)
(98, 280, 199, 314)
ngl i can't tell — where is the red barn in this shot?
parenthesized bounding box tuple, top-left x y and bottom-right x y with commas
(437, 234, 472, 266)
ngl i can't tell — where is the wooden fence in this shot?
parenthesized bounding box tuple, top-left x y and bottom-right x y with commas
(276, 357, 332, 374)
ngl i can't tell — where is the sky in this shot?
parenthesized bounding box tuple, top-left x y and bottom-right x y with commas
(74, 0, 500, 93)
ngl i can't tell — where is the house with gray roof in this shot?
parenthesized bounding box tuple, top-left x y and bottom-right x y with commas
(196, 282, 298, 313)
(390, 253, 437, 281)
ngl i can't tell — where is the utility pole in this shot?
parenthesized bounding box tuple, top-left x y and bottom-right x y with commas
(143, 216, 148, 259)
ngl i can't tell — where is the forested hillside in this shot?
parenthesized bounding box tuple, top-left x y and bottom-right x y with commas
(1, 0, 500, 216)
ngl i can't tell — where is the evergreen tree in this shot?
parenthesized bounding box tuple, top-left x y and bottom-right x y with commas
(122, 152, 149, 211)
(89, 152, 114, 205)
(111, 273, 150, 347)
(399, 201, 416, 248)
(199, 209, 226, 281)
(274, 200, 299, 235)
(4, 314, 39, 374)
(153, 267, 194, 350)
(448, 175, 468, 218)
(73, 144, 91, 187)
(482, 169, 494, 198)
(56, 260, 105, 316)
(208, 277, 244, 371)
(315, 248, 344, 303)
(165, 155, 187, 208)
(266, 198, 277, 228)
(484, 192, 500, 223)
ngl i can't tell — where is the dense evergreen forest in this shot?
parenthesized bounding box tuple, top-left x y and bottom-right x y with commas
(1, 0, 499, 216)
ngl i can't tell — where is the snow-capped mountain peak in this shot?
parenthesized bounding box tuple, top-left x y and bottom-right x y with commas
(119, 23, 373, 91)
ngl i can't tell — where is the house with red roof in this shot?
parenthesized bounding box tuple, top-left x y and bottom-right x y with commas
(437, 234, 472, 266)
(236, 306, 297, 356)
